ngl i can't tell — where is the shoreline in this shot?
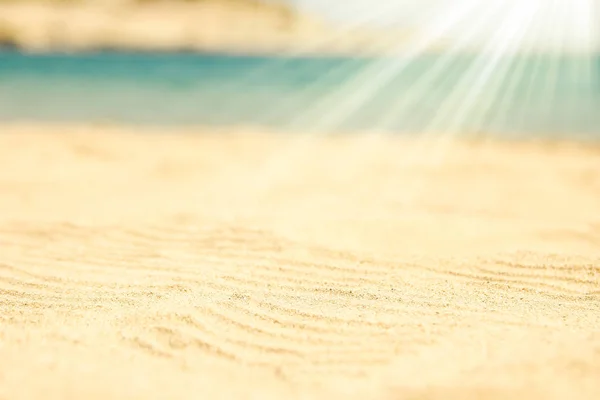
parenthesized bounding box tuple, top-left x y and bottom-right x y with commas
(2, 122, 599, 149)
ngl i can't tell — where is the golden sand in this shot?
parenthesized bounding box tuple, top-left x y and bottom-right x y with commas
(0, 125, 599, 399)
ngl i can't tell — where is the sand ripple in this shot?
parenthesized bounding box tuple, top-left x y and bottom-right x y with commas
(0, 126, 599, 399)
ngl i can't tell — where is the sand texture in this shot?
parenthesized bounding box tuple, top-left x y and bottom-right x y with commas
(0, 125, 599, 399)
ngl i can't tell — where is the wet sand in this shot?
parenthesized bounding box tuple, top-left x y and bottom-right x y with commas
(0, 125, 599, 399)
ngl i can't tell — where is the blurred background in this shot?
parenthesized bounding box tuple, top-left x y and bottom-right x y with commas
(0, 0, 598, 139)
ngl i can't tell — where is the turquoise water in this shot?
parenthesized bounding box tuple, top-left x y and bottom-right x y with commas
(0, 50, 598, 139)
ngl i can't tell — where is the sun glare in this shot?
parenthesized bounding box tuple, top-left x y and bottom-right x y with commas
(234, 0, 598, 211)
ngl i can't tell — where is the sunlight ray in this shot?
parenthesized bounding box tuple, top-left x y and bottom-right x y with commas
(439, 2, 540, 137)
(592, 0, 599, 84)
(236, 0, 484, 209)
(373, 0, 509, 134)
(542, 0, 569, 135)
(587, 0, 598, 129)
(286, 0, 485, 132)
(465, 50, 523, 137)
(483, 0, 555, 137)
(204, 0, 417, 125)
(564, 0, 582, 133)
(220, 0, 598, 218)
(377, 0, 542, 207)
(418, 0, 541, 158)
(254, 0, 445, 132)
(573, 0, 596, 134)
(211, 0, 438, 88)
(339, 0, 512, 163)
(568, 0, 580, 132)
(292, 0, 540, 212)
(513, 1, 557, 134)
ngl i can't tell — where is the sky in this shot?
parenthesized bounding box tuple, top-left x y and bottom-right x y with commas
(288, 0, 438, 27)
(285, 0, 599, 52)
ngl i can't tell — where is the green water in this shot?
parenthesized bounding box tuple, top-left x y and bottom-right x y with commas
(0, 50, 598, 140)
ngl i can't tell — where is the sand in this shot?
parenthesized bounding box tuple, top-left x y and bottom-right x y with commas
(0, 124, 599, 400)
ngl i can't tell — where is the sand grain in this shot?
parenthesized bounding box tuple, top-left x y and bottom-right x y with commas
(0, 126, 599, 399)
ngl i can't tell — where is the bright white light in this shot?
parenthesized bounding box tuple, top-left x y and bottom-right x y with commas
(233, 0, 599, 212)
(293, 0, 599, 52)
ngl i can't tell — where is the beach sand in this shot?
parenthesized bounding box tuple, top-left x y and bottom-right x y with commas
(0, 125, 599, 399)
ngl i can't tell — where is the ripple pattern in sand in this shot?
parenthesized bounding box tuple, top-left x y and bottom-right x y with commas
(1, 221, 599, 384)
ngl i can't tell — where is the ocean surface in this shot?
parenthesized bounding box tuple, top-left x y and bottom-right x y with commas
(0, 50, 598, 140)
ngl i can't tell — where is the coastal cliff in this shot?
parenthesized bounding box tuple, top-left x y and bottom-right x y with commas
(0, 0, 393, 54)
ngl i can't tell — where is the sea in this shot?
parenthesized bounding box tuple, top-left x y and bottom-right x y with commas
(0, 50, 598, 140)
